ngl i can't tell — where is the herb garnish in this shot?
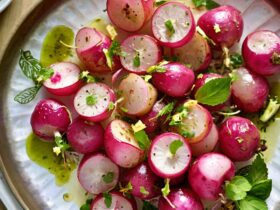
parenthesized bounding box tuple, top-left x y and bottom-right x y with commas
(53, 132, 71, 161)
(154, 0, 167, 7)
(165, 20, 175, 37)
(104, 40, 126, 69)
(80, 198, 93, 210)
(142, 200, 158, 210)
(192, 0, 220, 10)
(79, 71, 96, 83)
(102, 172, 114, 183)
(140, 186, 150, 196)
(133, 53, 141, 67)
(102, 192, 112, 208)
(169, 140, 183, 155)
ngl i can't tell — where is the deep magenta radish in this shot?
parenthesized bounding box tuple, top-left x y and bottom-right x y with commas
(188, 153, 235, 200)
(78, 153, 119, 194)
(148, 132, 192, 179)
(151, 62, 195, 97)
(158, 188, 203, 210)
(75, 27, 120, 73)
(172, 33, 212, 72)
(231, 67, 269, 113)
(66, 117, 104, 154)
(107, 0, 154, 32)
(242, 30, 280, 76)
(121, 162, 161, 200)
(120, 35, 161, 74)
(90, 192, 137, 210)
(118, 73, 157, 116)
(139, 100, 166, 133)
(43, 62, 82, 96)
(30, 99, 71, 141)
(219, 116, 260, 161)
(74, 83, 116, 122)
(190, 124, 219, 157)
(104, 119, 145, 168)
(152, 2, 195, 47)
(197, 5, 243, 48)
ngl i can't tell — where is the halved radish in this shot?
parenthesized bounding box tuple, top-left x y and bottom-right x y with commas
(111, 68, 128, 89)
(118, 73, 157, 116)
(107, 0, 153, 32)
(152, 2, 195, 48)
(171, 101, 213, 144)
(43, 62, 82, 96)
(104, 119, 145, 168)
(75, 27, 120, 73)
(172, 33, 212, 72)
(190, 124, 219, 157)
(78, 153, 119, 194)
(120, 35, 161, 74)
(90, 192, 137, 210)
(74, 83, 116, 122)
(148, 132, 192, 179)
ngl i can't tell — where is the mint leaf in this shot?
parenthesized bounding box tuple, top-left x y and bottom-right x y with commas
(165, 20, 175, 37)
(249, 179, 272, 200)
(134, 130, 150, 151)
(195, 77, 231, 106)
(102, 172, 114, 183)
(142, 200, 158, 210)
(237, 195, 268, 210)
(169, 140, 183, 155)
(80, 198, 92, 210)
(192, 0, 220, 10)
(133, 53, 141, 67)
(14, 85, 41, 104)
(246, 155, 268, 185)
(161, 179, 170, 197)
(103, 192, 112, 208)
(19, 50, 42, 81)
(140, 186, 150, 196)
(225, 176, 252, 201)
(154, 0, 167, 7)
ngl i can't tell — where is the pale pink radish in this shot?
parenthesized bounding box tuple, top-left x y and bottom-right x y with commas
(104, 119, 145, 168)
(43, 62, 82, 96)
(188, 153, 235, 200)
(118, 73, 157, 116)
(78, 153, 119, 194)
(231, 67, 269, 113)
(66, 117, 104, 154)
(30, 99, 71, 141)
(90, 192, 137, 210)
(148, 132, 192, 178)
(75, 27, 120, 73)
(152, 2, 195, 47)
(190, 124, 219, 157)
(111, 68, 128, 89)
(219, 117, 260, 162)
(120, 35, 161, 74)
(107, 0, 154, 32)
(74, 83, 116, 122)
(172, 33, 212, 72)
(242, 30, 280, 76)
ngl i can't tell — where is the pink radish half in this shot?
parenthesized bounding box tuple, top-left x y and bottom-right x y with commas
(190, 124, 219, 157)
(43, 62, 82, 96)
(172, 33, 212, 72)
(91, 192, 137, 210)
(30, 99, 71, 141)
(78, 153, 119, 194)
(148, 132, 192, 179)
(107, 0, 153, 32)
(104, 119, 145, 168)
(118, 73, 157, 116)
(152, 2, 195, 47)
(188, 153, 235, 200)
(242, 30, 280, 76)
(66, 117, 104, 154)
(120, 35, 161, 74)
(74, 83, 116, 122)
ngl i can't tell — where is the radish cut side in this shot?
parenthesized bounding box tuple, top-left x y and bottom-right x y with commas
(120, 35, 161, 74)
(152, 2, 195, 47)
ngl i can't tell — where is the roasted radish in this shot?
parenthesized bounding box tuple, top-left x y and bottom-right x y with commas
(104, 119, 145, 168)
(148, 132, 192, 179)
(219, 116, 260, 161)
(152, 2, 195, 47)
(74, 83, 116, 122)
(118, 73, 157, 116)
(78, 153, 119, 194)
(66, 117, 104, 154)
(43, 62, 81, 96)
(30, 99, 71, 141)
(120, 35, 161, 74)
(242, 30, 280, 76)
(188, 153, 235, 200)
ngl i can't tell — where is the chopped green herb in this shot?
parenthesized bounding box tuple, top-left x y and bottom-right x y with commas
(79, 71, 96, 83)
(192, 0, 220, 10)
(260, 97, 280, 122)
(169, 140, 183, 155)
(133, 53, 141, 67)
(80, 198, 93, 210)
(196, 26, 216, 46)
(102, 172, 114, 183)
(169, 107, 189, 126)
(142, 200, 158, 210)
(108, 102, 115, 111)
(165, 20, 175, 37)
(104, 40, 126, 69)
(147, 61, 168, 74)
(134, 130, 150, 151)
(154, 0, 167, 7)
(53, 132, 71, 160)
(142, 75, 152, 82)
(120, 106, 128, 113)
(230, 53, 243, 69)
(140, 186, 150, 196)
(156, 102, 175, 122)
(120, 181, 133, 193)
(103, 192, 112, 208)
(86, 94, 98, 106)
(161, 179, 170, 197)
(181, 130, 195, 138)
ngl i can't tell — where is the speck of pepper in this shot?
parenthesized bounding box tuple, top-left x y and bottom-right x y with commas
(85, 36, 89, 42)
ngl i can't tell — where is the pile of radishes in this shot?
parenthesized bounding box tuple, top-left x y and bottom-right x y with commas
(27, 0, 280, 209)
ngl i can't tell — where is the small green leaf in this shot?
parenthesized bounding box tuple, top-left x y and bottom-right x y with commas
(104, 40, 126, 69)
(102, 172, 114, 183)
(108, 102, 115, 111)
(195, 77, 232, 106)
(165, 20, 175, 37)
(225, 176, 252, 201)
(169, 140, 183, 155)
(161, 179, 170, 197)
(120, 106, 128, 113)
(14, 85, 41, 104)
(146, 61, 168, 74)
(54, 132, 71, 152)
(142, 200, 158, 210)
(19, 50, 42, 81)
(230, 53, 243, 69)
(79, 71, 96, 83)
(142, 75, 152, 82)
(249, 179, 272, 200)
(133, 53, 141, 67)
(192, 0, 220, 10)
(154, 0, 167, 7)
(237, 195, 268, 210)
(134, 130, 150, 151)
(103, 192, 112, 208)
(181, 130, 195, 138)
(86, 94, 98, 106)
(156, 102, 174, 118)
(246, 155, 268, 185)
(140, 186, 150, 196)
(80, 198, 93, 210)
